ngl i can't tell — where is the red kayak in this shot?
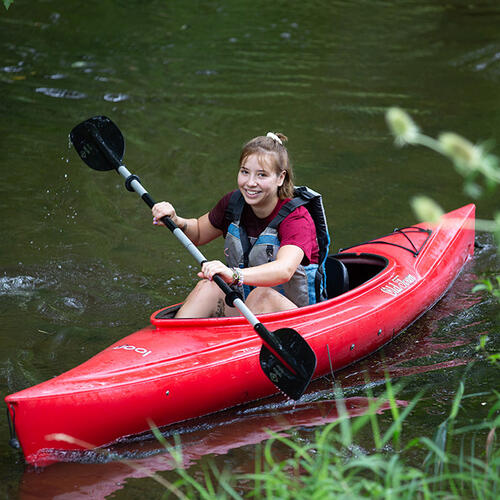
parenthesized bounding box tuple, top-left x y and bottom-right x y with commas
(5, 204, 475, 466)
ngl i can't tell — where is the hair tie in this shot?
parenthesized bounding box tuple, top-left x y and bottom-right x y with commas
(266, 132, 282, 145)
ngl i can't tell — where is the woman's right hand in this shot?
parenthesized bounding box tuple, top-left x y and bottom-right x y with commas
(152, 201, 177, 226)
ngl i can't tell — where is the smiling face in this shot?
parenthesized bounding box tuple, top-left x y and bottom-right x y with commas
(237, 153, 286, 218)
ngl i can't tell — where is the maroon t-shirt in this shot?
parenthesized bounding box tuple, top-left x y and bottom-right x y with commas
(208, 191, 319, 265)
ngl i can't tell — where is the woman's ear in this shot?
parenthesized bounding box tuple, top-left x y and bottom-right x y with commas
(277, 170, 286, 187)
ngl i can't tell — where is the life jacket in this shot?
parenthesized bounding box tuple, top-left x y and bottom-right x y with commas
(224, 186, 330, 307)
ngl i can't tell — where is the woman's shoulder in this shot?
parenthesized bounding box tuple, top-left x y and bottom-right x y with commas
(218, 190, 238, 209)
(208, 190, 238, 230)
(282, 204, 314, 224)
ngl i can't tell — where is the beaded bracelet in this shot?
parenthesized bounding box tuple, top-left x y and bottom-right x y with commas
(231, 267, 244, 287)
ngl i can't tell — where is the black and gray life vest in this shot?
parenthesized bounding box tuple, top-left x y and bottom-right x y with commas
(224, 186, 330, 307)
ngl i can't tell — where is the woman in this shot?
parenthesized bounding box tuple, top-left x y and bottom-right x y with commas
(152, 132, 327, 318)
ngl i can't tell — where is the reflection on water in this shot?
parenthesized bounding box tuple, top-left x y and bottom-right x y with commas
(1, 0, 499, 495)
(18, 396, 405, 499)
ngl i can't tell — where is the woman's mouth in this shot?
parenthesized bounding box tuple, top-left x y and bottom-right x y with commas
(244, 189, 261, 198)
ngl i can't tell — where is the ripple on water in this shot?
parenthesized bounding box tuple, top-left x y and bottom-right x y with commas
(0, 259, 163, 328)
(35, 87, 87, 99)
(45, 73, 66, 80)
(61, 296, 85, 311)
(1, 63, 24, 73)
(451, 43, 500, 80)
(103, 92, 129, 102)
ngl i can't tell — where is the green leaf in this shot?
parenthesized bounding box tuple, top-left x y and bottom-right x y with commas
(472, 280, 493, 293)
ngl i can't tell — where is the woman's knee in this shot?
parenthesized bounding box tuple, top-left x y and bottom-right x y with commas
(175, 279, 224, 318)
(192, 279, 221, 296)
(246, 286, 298, 314)
(246, 287, 273, 304)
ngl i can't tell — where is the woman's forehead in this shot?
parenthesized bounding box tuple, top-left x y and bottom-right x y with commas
(241, 152, 277, 172)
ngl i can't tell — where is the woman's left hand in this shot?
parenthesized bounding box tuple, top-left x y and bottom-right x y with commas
(199, 260, 234, 284)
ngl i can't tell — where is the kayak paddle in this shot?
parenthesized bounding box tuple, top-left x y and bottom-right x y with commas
(69, 116, 317, 400)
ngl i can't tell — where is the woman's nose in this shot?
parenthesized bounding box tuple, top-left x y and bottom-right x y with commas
(247, 174, 258, 185)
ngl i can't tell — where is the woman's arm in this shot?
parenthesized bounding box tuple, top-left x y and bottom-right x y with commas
(152, 203, 222, 246)
(199, 245, 304, 285)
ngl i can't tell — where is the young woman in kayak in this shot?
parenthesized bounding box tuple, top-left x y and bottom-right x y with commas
(152, 132, 324, 318)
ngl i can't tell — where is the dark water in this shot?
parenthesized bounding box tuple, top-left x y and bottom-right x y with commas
(1, 0, 499, 497)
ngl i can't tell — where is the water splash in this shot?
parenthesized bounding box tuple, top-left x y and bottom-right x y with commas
(0, 275, 44, 296)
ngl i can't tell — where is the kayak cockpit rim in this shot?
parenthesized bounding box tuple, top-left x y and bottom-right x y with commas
(151, 252, 390, 324)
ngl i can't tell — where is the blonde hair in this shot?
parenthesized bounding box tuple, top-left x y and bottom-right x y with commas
(239, 132, 295, 200)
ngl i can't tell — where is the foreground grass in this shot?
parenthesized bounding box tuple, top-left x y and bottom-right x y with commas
(148, 380, 499, 500)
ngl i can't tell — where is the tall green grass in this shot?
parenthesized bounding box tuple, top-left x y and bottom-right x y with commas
(149, 379, 499, 499)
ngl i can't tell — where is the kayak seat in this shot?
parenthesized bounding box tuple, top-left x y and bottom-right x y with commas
(325, 256, 350, 298)
(154, 304, 182, 320)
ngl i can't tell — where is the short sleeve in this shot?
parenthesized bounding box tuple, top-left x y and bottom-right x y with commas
(208, 191, 234, 234)
(278, 206, 319, 265)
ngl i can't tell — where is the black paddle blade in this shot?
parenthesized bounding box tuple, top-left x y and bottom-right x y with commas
(259, 328, 317, 400)
(70, 116, 124, 171)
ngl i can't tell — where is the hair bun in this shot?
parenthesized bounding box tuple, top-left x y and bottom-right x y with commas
(266, 132, 288, 145)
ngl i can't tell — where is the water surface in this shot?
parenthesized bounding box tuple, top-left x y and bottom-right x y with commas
(1, 0, 499, 498)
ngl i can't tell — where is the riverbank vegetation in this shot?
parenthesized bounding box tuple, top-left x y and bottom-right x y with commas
(386, 107, 499, 368)
(142, 380, 498, 499)
(386, 107, 500, 304)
